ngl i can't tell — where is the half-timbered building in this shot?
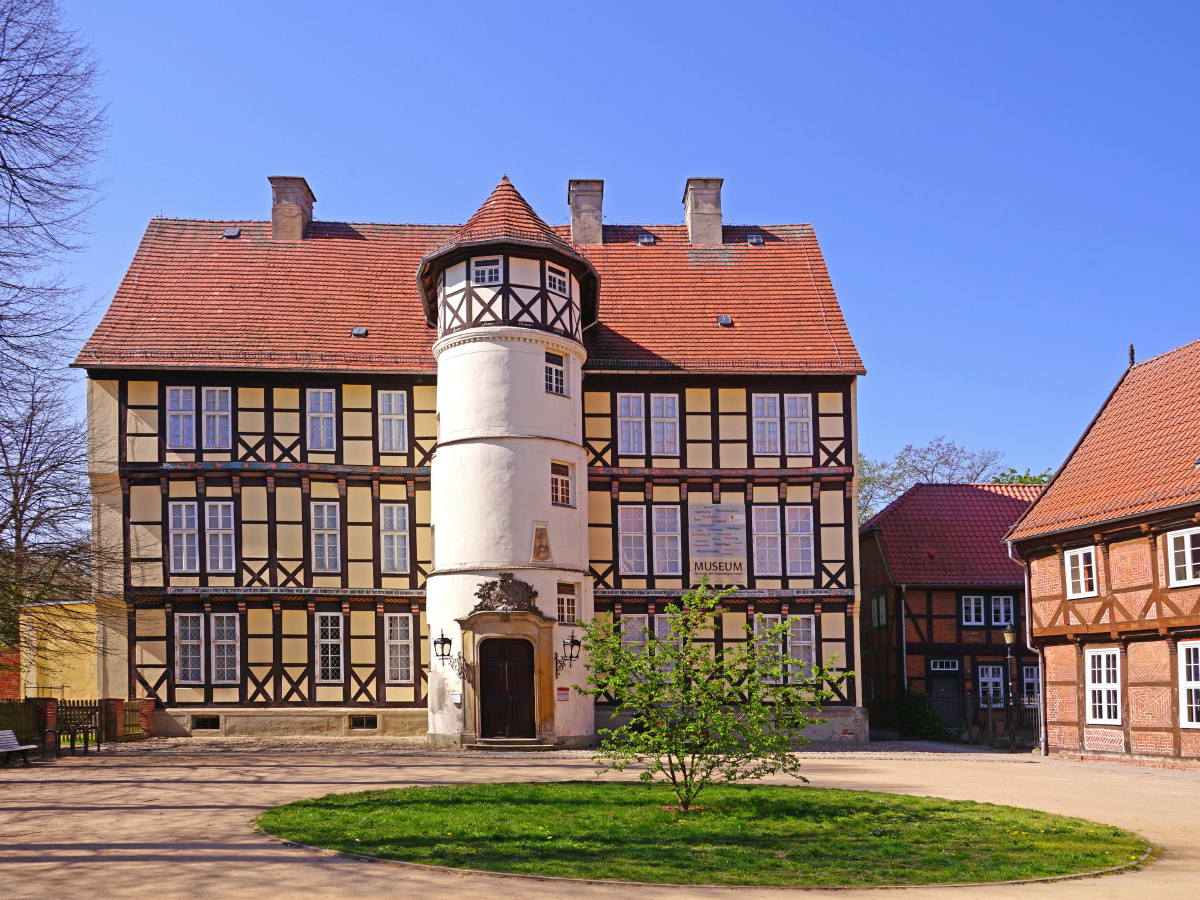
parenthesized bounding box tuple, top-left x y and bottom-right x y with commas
(67, 175, 867, 745)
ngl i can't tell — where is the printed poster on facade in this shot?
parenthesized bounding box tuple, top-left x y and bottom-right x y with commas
(688, 504, 747, 585)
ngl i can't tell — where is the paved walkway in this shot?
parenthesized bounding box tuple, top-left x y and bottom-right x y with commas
(2, 746, 1196, 899)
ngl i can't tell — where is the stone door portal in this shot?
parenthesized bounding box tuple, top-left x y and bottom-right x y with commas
(479, 638, 536, 738)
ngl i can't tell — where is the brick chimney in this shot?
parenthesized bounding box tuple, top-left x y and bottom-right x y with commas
(268, 176, 315, 241)
(568, 179, 604, 245)
(683, 177, 723, 245)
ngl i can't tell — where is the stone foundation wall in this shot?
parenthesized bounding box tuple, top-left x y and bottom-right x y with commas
(156, 707, 428, 738)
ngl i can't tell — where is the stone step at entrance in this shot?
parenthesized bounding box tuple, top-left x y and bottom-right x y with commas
(463, 737, 555, 752)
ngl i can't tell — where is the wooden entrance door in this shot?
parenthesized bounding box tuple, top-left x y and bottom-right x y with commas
(479, 638, 536, 738)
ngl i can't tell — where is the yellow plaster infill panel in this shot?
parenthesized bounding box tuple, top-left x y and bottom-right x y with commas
(130, 561, 163, 587)
(308, 453, 334, 465)
(722, 612, 748, 638)
(413, 412, 437, 439)
(588, 491, 612, 524)
(276, 487, 302, 521)
(583, 392, 610, 415)
(413, 385, 437, 411)
(136, 608, 167, 637)
(315, 686, 343, 703)
(687, 444, 712, 467)
(351, 638, 375, 665)
(755, 457, 781, 469)
(821, 488, 845, 525)
(238, 387, 264, 409)
(719, 415, 747, 440)
(379, 482, 406, 501)
(348, 561, 374, 587)
(342, 384, 372, 410)
(135, 639, 166, 666)
(622, 578, 646, 589)
(584, 416, 611, 439)
(787, 578, 815, 589)
(242, 523, 268, 559)
(208, 577, 234, 587)
(387, 685, 415, 703)
(312, 576, 340, 588)
(130, 523, 162, 558)
(686, 415, 711, 440)
(657, 578, 683, 590)
(281, 638, 307, 664)
(346, 486, 372, 523)
(720, 445, 748, 469)
(239, 410, 265, 432)
(343, 410, 372, 437)
(618, 492, 644, 503)
(415, 526, 431, 562)
(720, 491, 745, 505)
(127, 436, 159, 462)
(786, 456, 814, 468)
(127, 380, 158, 406)
(651, 458, 680, 468)
(752, 485, 776, 504)
(127, 408, 157, 434)
(688, 492, 713, 505)
(88, 380, 121, 475)
(787, 485, 812, 504)
(718, 389, 746, 413)
(588, 527, 612, 561)
(415, 490, 431, 525)
(818, 393, 843, 414)
(653, 485, 680, 503)
(756, 579, 782, 590)
(274, 388, 300, 410)
(164, 451, 194, 463)
(343, 441, 373, 466)
(277, 524, 303, 559)
(350, 610, 375, 636)
(129, 485, 161, 522)
(821, 612, 846, 639)
(170, 576, 199, 587)
(242, 486, 268, 521)
(821, 640, 846, 667)
(202, 453, 231, 463)
(311, 480, 339, 500)
(618, 458, 646, 467)
(821, 526, 846, 561)
(820, 416, 845, 439)
(281, 609, 306, 634)
(274, 411, 300, 434)
(175, 687, 204, 704)
(168, 480, 196, 499)
(685, 388, 711, 413)
(206, 485, 232, 498)
(381, 577, 410, 589)
(212, 688, 239, 704)
(247, 608, 272, 635)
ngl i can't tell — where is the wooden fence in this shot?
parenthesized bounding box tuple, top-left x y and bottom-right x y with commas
(0, 700, 36, 743)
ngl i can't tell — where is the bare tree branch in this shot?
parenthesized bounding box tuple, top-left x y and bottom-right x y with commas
(858, 437, 1007, 524)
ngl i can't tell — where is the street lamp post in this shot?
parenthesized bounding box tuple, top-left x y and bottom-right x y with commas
(1003, 623, 1017, 753)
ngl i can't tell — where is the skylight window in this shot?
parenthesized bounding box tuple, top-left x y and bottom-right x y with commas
(717, 315, 733, 327)
(747, 234, 763, 245)
(637, 234, 655, 246)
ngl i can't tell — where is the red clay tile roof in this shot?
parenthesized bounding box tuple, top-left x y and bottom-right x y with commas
(449, 176, 576, 252)
(1007, 338, 1200, 542)
(862, 483, 1043, 585)
(75, 180, 863, 374)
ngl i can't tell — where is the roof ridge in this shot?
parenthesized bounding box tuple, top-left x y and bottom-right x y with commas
(1129, 334, 1200, 369)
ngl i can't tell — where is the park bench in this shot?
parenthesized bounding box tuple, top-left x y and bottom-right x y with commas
(1, 729, 38, 766)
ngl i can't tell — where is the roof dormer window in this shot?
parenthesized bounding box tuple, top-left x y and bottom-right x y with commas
(472, 257, 502, 285)
(547, 265, 568, 295)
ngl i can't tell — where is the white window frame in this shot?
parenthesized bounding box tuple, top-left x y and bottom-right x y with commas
(556, 583, 577, 625)
(618, 505, 647, 575)
(1169, 527, 1200, 587)
(978, 664, 1004, 708)
(210, 612, 239, 684)
(1085, 647, 1121, 725)
(545, 350, 566, 396)
(1065, 546, 1098, 599)
(754, 613, 783, 683)
(1023, 664, 1040, 700)
(378, 391, 408, 453)
(201, 387, 232, 449)
(653, 505, 681, 575)
(962, 595, 985, 626)
(1181, 641, 1200, 729)
(550, 461, 573, 507)
(381, 503, 409, 574)
(617, 393, 644, 455)
(753, 506, 782, 576)
(788, 614, 816, 681)
(471, 256, 502, 285)
(316, 612, 344, 683)
(650, 393, 679, 456)
(169, 501, 199, 573)
(175, 612, 204, 684)
(546, 264, 569, 296)
(385, 613, 413, 684)
(307, 389, 336, 451)
(311, 502, 341, 573)
(166, 387, 195, 449)
(991, 595, 1014, 627)
(785, 506, 814, 576)
(930, 659, 959, 671)
(784, 393, 812, 455)
(869, 593, 887, 628)
(205, 501, 235, 573)
(752, 393, 780, 455)
(620, 614, 649, 654)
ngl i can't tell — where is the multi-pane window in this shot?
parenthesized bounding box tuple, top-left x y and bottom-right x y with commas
(754, 614, 783, 683)
(979, 665, 1004, 707)
(784, 394, 812, 455)
(316, 613, 343, 683)
(547, 265, 568, 294)
(378, 391, 408, 453)
(1169, 528, 1200, 587)
(211, 613, 239, 683)
(930, 659, 959, 672)
(869, 593, 887, 627)
(1023, 664, 1040, 700)
(201, 388, 231, 449)
(962, 595, 985, 626)
(653, 506, 681, 575)
(472, 257, 501, 285)
(176, 613, 203, 683)
(307, 389, 336, 450)
(618, 506, 647, 575)
(1181, 642, 1200, 728)
(550, 462, 572, 506)
(312, 503, 340, 572)
(753, 506, 782, 576)
(785, 506, 814, 576)
(650, 394, 678, 455)
(166, 387, 195, 449)
(381, 504, 408, 573)
(557, 583, 577, 624)
(617, 394, 644, 454)
(620, 615, 649, 654)
(1066, 547, 1097, 599)
(385, 613, 413, 683)
(545, 351, 566, 395)
(789, 615, 816, 680)
(752, 394, 780, 455)
(991, 596, 1014, 626)
(169, 502, 198, 573)
(1086, 648, 1121, 724)
(205, 502, 235, 573)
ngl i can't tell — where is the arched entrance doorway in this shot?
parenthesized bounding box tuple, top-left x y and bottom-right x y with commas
(479, 638, 536, 738)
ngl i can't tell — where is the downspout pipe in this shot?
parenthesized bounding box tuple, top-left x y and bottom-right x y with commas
(899, 584, 908, 692)
(1009, 541, 1047, 756)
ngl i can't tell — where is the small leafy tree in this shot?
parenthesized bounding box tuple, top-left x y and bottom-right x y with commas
(577, 581, 849, 811)
(990, 467, 1053, 485)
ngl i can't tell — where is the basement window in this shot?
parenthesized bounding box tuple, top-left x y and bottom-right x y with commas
(192, 716, 220, 731)
(349, 715, 378, 730)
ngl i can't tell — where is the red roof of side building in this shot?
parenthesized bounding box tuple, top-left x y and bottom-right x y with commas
(862, 483, 1043, 585)
(1007, 338, 1200, 542)
(74, 180, 863, 374)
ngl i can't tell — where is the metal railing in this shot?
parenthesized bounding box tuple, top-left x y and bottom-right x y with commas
(923, 695, 1041, 749)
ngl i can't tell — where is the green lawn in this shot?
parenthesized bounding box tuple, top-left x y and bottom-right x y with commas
(257, 782, 1148, 887)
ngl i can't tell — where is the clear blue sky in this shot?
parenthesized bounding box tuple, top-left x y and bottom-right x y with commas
(60, 1, 1200, 473)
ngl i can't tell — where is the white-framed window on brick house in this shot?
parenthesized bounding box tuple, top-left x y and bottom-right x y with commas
(979, 665, 1004, 707)
(307, 389, 336, 450)
(1180, 641, 1200, 728)
(316, 612, 343, 683)
(869, 593, 887, 628)
(753, 506, 782, 576)
(785, 506, 814, 576)
(166, 387, 195, 449)
(378, 391, 408, 452)
(962, 595, 985, 626)
(653, 506, 681, 575)
(211, 613, 239, 683)
(752, 394, 780, 455)
(784, 394, 812, 455)
(546, 264, 568, 295)
(618, 505, 647, 575)
(1086, 647, 1121, 724)
(175, 613, 203, 684)
(754, 613, 783, 683)
(169, 502, 199, 573)
(556, 583, 577, 624)
(650, 394, 678, 455)
(471, 256, 501, 285)
(1169, 527, 1200, 587)
(311, 503, 340, 572)
(1023, 664, 1040, 700)
(201, 388, 231, 449)
(991, 595, 1014, 626)
(617, 394, 644, 454)
(550, 461, 572, 506)
(381, 504, 408, 573)
(545, 351, 566, 396)
(620, 614, 649, 654)
(205, 502, 235, 573)
(788, 614, 817, 680)
(385, 613, 413, 683)
(1066, 547, 1098, 599)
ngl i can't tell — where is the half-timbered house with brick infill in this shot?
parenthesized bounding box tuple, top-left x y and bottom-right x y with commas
(66, 175, 867, 745)
(1008, 338, 1200, 765)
